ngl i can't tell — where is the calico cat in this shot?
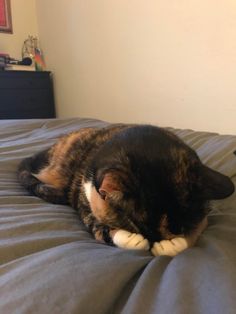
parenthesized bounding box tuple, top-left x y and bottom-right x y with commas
(18, 124, 234, 256)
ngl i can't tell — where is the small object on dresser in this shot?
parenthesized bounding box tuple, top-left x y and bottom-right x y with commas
(34, 47, 46, 71)
(5, 64, 35, 71)
(0, 54, 35, 71)
(5, 56, 34, 71)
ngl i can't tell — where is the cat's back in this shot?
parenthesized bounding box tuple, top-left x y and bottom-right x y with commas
(48, 124, 131, 172)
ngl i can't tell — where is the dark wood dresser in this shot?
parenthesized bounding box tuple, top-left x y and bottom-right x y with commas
(0, 71, 56, 119)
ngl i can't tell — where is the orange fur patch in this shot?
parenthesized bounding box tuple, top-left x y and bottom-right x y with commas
(159, 215, 177, 240)
(34, 169, 64, 189)
(89, 186, 111, 222)
(35, 129, 94, 189)
(49, 131, 89, 165)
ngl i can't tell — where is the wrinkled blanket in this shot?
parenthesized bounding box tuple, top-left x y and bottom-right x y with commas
(0, 118, 236, 314)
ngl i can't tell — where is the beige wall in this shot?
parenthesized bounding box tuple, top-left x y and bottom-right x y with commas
(0, 0, 38, 59)
(36, 1, 236, 134)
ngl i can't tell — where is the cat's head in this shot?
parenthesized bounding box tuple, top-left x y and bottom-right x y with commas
(86, 126, 234, 242)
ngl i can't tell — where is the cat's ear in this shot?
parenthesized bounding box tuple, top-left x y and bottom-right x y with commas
(98, 172, 124, 201)
(200, 165, 234, 200)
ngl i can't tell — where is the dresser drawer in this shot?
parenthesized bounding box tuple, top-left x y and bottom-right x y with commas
(0, 89, 55, 119)
(0, 71, 55, 119)
(0, 72, 50, 89)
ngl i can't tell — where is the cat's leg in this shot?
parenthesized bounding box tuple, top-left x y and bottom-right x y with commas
(34, 183, 68, 204)
(79, 206, 150, 249)
(79, 211, 149, 250)
(19, 166, 68, 204)
(151, 237, 188, 257)
(78, 207, 114, 245)
(18, 151, 68, 204)
(110, 229, 150, 251)
(25, 177, 68, 204)
(82, 216, 150, 250)
(151, 217, 208, 257)
(20, 175, 66, 206)
(82, 180, 150, 250)
(111, 216, 207, 254)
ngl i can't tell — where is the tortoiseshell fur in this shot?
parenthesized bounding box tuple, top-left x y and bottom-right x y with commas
(18, 124, 234, 247)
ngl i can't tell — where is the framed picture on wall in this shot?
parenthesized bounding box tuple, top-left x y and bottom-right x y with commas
(0, 0, 12, 33)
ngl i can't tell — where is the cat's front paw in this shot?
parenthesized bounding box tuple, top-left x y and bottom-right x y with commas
(151, 237, 188, 257)
(112, 229, 150, 251)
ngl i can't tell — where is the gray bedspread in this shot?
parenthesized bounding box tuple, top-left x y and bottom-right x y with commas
(0, 118, 236, 314)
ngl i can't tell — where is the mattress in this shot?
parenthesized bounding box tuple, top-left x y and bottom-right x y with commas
(0, 118, 236, 314)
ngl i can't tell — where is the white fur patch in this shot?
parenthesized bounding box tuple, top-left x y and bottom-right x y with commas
(83, 181, 92, 203)
(151, 237, 189, 257)
(113, 229, 150, 250)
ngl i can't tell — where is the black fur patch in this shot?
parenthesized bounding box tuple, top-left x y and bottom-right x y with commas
(18, 124, 234, 244)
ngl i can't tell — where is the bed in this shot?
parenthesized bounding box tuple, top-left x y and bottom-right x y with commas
(0, 117, 236, 314)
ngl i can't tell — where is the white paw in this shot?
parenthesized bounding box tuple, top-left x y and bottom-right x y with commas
(113, 229, 150, 251)
(151, 237, 189, 257)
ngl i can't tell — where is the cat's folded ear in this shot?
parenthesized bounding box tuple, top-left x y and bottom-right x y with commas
(200, 165, 234, 200)
(98, 171, 126, 201)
